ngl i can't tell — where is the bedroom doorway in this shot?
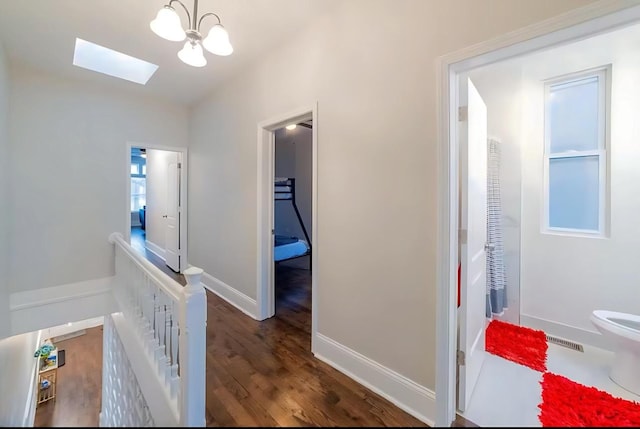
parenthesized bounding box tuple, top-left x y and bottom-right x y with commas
(126, 143, 189, 275)
(256, 105, 318, 351)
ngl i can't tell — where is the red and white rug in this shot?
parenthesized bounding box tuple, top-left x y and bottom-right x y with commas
(484, 319, 640, 427)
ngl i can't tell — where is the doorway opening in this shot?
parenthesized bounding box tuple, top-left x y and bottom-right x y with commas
(436, 2, 640, 425)
(256, 105, 318, 350)
(126, 143, 188, 276)
(273, 121, 313, 342)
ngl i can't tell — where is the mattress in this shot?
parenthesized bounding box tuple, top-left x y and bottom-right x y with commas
(275, 185, 292, 200)
(274, 236, 309, 261)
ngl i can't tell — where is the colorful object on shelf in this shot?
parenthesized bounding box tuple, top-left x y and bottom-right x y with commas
(40, 379, 50, 389)
(34, 343, 55, 359)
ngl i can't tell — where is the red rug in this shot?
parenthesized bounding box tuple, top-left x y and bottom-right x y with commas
(539, 372, 640, 427)
(485, 319, 547, 372)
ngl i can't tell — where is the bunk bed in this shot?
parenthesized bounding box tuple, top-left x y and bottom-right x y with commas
(274, 177, 311, 269)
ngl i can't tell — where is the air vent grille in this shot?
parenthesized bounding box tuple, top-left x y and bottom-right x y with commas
(546, 335, 584, 352)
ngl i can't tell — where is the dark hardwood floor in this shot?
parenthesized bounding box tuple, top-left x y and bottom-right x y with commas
(34, 326, 103, 427)
(131, 226, 186, 281)
(32, 245, 477, 427)
(203, 257, 426, 427)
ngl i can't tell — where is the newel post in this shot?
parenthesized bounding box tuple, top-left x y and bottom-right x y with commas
(179, 266, 207, 427)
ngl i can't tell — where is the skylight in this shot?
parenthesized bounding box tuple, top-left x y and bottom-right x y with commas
(72, 38, 158, 85)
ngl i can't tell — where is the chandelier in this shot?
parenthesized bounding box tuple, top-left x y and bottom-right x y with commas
(150, 0, 233, 67)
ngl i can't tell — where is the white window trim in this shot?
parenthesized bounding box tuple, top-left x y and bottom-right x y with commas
(542, 66, 610, 238)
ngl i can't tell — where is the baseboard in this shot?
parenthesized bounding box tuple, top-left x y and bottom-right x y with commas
(9, 277, 117, 337)
(520, 314, 613, 350)
(145, 240, 166, 261)
(199, 271, 259, 320)
(313, 333, 436, 426)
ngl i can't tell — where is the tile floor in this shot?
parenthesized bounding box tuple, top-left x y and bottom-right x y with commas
(462, 341, 640, 427)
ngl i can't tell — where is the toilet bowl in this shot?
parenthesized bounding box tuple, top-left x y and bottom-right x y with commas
(590, 310, 640, 395)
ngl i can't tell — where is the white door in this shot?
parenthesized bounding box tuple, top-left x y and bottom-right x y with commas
(458, 76, 488, 412)
(165, 154, 180, 272)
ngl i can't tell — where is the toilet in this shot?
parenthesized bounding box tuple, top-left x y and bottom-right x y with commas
(590, 310, 640, 395)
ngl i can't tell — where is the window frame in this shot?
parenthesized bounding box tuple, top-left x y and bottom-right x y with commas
(542, 66, 610, 238)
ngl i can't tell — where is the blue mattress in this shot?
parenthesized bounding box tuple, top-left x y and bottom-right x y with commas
(274, 235, 309, 261)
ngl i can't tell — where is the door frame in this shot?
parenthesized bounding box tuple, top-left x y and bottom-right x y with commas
(434, 2, 640, 426)
(125, 142, 189, 273)
(256, 103, 318, 349)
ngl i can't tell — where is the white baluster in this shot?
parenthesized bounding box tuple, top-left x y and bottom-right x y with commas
(178, 266, 207, 426)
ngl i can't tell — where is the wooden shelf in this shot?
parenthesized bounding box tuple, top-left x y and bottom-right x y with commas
(37, 348, 58, 405)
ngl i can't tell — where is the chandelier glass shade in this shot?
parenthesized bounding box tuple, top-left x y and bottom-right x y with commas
(150, 0, 233, 67)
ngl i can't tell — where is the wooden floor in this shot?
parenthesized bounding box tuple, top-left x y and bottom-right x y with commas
(34, 326, 103, 427)
(32, 246, 476, 427)
(203, 258, 427, 427)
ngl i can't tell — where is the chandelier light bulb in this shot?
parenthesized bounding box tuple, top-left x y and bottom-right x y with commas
(151, 2, 233, 66)
(150, 6, 186, 42)
(178, 40, 207, 67)
(203, 24, 234, 56)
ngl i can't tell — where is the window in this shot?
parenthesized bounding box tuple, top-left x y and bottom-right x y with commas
(131, 158, 146, 212)
(543, 67, 608, 236)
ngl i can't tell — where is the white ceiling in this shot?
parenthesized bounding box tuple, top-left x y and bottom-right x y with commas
(0, 1, 336, 105)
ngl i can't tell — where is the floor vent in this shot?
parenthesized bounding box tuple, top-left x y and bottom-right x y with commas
(546, 335, 584, 352)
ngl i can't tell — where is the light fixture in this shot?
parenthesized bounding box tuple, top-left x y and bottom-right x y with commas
(285, 124, 297, 131)
(150, 0, 233, 67)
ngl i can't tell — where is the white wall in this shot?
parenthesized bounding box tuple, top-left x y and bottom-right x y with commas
(145, 149, 179, 252)
(188, 0, 597, 392)
(0, 330, 40, 426)
(0, 42, 9, 339)
(40, 316, 103, 342)
(469, 62, 524, 324)
(274, 127, 312, 240)
(8, 65, 188, 294)
(517, 25, 640, 342)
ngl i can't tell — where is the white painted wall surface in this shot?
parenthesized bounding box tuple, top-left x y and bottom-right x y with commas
(518, 25, 640, 338)
(0, 42, 10, 339)
(188, 0, 597, 391)
(145, 149, 178, 252)
(8, 65, 188, 294)
(40, 316, 103, 342)
(274, 127, 312, 239)
(469, 62, 524, 324)
(0, 330, 40, 426)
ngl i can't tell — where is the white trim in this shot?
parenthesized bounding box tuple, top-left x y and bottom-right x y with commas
(256, 104, 319, 352)
(520, 314, 613, 350)
(9, 277, 118, 337)
(24, 330, 42, 427)
(435, 2, 640, 426)
(145, 239, 167, 261)
(9, 277, 114, 311)
(314, 333, 436, 426)
(125, 142, 189, 273)
(199, 270, 259, 320)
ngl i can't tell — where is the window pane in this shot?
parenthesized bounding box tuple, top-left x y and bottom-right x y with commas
(131, 177, 146, 211)
(549, 76, 599, 153)
(131, 164, 139, 175)
(142, 165, 146, 176)
(549, 156, 599, 230)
